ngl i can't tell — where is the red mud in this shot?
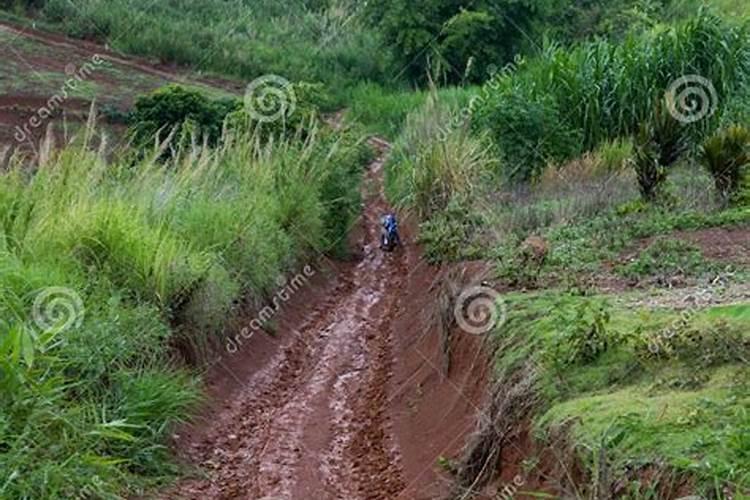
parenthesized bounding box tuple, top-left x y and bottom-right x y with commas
(618, 226, 750, 268)
(163, 141, 489, 499)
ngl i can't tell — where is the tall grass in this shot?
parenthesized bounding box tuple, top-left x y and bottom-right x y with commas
(473, 12, 750, 181)
(32, 0, 393, 98)
(385, 93, 501, 261)
(386, 92, 497, 218)
(345, 83, 474, 139)
(0, 120, 368, 497)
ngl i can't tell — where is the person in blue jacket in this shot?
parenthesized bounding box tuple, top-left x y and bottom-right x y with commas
(380, 213, 401, 251)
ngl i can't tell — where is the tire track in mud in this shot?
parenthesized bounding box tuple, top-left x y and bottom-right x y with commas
(170, 141, 406, 499)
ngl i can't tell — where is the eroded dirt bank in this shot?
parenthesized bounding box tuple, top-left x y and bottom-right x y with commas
(165, 140, 488, 499)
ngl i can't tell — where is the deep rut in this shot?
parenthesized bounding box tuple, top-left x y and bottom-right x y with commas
(171, 142, 407, 499)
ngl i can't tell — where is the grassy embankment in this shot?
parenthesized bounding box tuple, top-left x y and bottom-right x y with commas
(0, 0, 392, 104)
(0, 113, 369, 497)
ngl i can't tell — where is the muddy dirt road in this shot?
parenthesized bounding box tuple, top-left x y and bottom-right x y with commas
(167, 140, 472, 499)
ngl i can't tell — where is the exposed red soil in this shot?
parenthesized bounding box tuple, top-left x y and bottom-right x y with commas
(618, 225, 750, 267)
(0, 20, 241, 157)
(0, 96, 92, 160)
(0, 21, 244, 94)
(669, 226, 750, 266)
(475, 423, 576, 500)
(594, 225, 750, 292)
(162, 140, 490, 499)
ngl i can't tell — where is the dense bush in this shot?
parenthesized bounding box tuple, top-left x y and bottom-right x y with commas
(477, 84, 583, 182)
(543, 0, 665, 43)
(0, 0, 45, 9)
(225, 81, 327, 142)
(129, 82, 334, 153)
(128, 85, 240, 149)
(546, 299, 616, 367)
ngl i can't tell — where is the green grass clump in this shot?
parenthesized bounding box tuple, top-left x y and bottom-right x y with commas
(344, 83, 429, 139)
(0, 118, 369, 497)
(492, 292, 750, 492)
(345, 83, 475, 140)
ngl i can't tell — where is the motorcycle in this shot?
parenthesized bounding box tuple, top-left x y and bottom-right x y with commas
(380, 214, 401, 252)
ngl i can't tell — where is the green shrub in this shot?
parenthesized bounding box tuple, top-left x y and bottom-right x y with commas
(0, 0, 46, 11)
(474, 84, 583, 182)
(128, 85, 240, 149)
(637, 320, 749, 368)
(366, 0, 542, 84)
(546, 299, 617, 367)
(438, 10, 505, 83)
(418, 198, 484, 263)
(699, 124, 750, 201)
(225, 81, 325, 142)
(633, 105, 690, 201)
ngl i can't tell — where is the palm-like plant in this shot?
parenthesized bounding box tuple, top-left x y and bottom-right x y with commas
(633, 104, 690, 201)
(699, 124, 750, 201)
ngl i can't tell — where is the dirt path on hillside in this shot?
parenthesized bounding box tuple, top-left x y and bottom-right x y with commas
(0, 21, 244, 93)
(164, 140, 487, 500)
